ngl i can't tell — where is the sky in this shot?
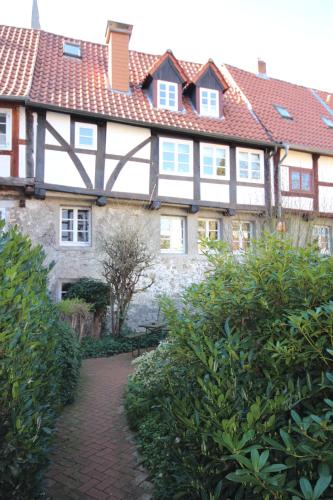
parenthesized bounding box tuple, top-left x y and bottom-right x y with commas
(2, 0, 333, 92)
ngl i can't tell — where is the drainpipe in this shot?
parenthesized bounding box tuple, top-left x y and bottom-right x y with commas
(276, 143, 289, 219)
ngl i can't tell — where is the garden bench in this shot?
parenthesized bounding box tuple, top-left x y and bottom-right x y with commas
(126, 322, 168, 357)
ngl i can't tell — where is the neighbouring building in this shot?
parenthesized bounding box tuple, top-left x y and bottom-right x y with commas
(0, 17, 332, 327)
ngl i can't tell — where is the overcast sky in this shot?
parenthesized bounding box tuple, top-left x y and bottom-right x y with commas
(3, 0, 333, 92)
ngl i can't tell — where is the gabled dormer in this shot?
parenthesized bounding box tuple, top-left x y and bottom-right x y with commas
(186, 59, 229, 118)
(142, 50, 188, 112)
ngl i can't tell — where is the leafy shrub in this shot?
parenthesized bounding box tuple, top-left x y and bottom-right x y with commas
(126, 235, 333, 499)
(0, 224, 81, 498)
(57, 297, 91, 317)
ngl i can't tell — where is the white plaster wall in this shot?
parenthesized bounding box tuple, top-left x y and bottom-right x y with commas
(271, 157, 275, 206)
(19, 145, 26, 177)
(19, 106, 26, 140)
(77, 153, 96, 187)
(104, 159, 117, 189)
(237, 186, 265, 205)
(106, 123, 151, 159)
(319, 186, 333, 213)
(318, 156, 333, 182)
(45, 112, 71, 146)
(44, 150, 85, 188)
(158, 179, 193, 199)
(200, 182, 229, 203)
(113, 161, 150, 195)
(0, 156, 11, 176)
(281, 166, 289, 191)
(282, 150, 312, 169)
(282, 196, 313, 211)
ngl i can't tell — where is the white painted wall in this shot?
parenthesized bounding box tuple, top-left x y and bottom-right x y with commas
(270, 157, 275, 206)
(282, 150, 312, 169)
(281, 166, 289, 191)
(200, 182, 229, 203)
(19, 106, 26, 140)
(113, 161, 150, 195)
(106, 123, 151, 159)
(45, 112, 71, 146)
(282, 196, 313, 211)
(104, 159, 117, 189)
(159, 179, 193, 199)
(237, 186, 265, 206)
(0, 156, 11, 176)
(44, 150, 85, 188)
(19, 145, 26, 177)
(318, 156, 333, 182)
(319, 186, 333, 213)
(77, 153, 96, 187)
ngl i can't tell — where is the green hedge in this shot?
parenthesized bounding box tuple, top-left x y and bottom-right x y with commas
(126, 235, 333, 499)
(0, 224, 81, 498)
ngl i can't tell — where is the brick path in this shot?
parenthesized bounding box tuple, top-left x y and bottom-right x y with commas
(45, 354, 152, 500)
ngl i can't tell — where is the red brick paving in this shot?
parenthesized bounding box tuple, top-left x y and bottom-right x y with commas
(45, 354, 152, 499)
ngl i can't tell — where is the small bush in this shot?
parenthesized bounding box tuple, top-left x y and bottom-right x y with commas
(57, 297, 91, 317)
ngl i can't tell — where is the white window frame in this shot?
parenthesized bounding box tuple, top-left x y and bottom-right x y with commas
(198, 218, 221, 252)
(160, 215, 186, 254)
(236, 148, 265, 184)
(159, 137, 193, 176)
(312, 225, 332, 255)
(157, 80, 178, 111)
(232, 221, 253, 254)
(0, 108, 12, 151)
(199, 88, 219, 118)
(200, 143, 230, 180)
(60, 207, 91, 247)
(75, 122, 97, 150)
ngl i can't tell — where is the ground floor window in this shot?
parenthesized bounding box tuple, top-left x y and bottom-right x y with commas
(312, 225, 332, 255)
(198, 218, 220, 252)
(60, 207, 91, 246)
(232, 221, 253, 253)
(160, 216, 185, 254)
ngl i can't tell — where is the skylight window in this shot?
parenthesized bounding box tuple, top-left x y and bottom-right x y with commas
(274, 105, 292, 119)
(63, 42, 81, 58)
(322, 116, 333, 128)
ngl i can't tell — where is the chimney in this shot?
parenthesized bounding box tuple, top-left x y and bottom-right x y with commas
(257, 58, 267, 77)
(105, 20, 133, 92)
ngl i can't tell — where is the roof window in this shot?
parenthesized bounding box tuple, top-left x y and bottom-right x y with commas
(322, 116, 333, 128)
(274, 105, 292, 119)
(63, 42, 81, 58)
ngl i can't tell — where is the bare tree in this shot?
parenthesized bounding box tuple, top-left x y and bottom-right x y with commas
(99, 209, 155, 337)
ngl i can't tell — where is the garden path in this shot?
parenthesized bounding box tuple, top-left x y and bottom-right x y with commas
(45, 354, 152, 500)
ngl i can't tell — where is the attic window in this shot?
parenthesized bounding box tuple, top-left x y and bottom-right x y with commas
(274, 105, 292, 120)
(322, 116, 333, 128)
(63, 42, 81, 58)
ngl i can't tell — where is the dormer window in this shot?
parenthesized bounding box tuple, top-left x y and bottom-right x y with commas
(63, 42, 81, 58)
(274, 105, 292, 119)
(157, 80, 178, 111)
(199, 88, 219, 117)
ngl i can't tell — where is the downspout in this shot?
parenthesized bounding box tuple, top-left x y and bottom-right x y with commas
(276, 143, 289, 219)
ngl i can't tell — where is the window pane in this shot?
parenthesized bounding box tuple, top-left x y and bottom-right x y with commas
(313, 226, 331, 255)
(77, 231, 89, 242)
(0, 133, 6, 145)
(160, 217, 184, 253)
(0, 124, 6, 134)
(291, 172, 301, 190)
(301, 173, 311, 191)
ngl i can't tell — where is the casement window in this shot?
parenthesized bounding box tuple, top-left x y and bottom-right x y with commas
(312, 225, 332, 255)
(159, 138, 193, 175)
(200, 143, 229, 179)
(0, 109, 12, 150)
(157, 80, 178, 111)
(60, 207, 91, 246)
(63, 42, 81, 58)
(200, 88, 219, 117)
(232, 221, 253, 253)
(160, 216, 185, 254)
(198, 218, 220, 251)
(237, 149, 264, 183)
(289, 168, 312, 193)
(75, 122, 97, 150)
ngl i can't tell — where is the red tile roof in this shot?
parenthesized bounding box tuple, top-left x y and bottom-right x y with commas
(225, 64, 333, 154)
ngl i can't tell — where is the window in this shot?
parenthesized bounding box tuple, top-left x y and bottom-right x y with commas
(198, 219, 220, 251)
(157, 80, 178, 111)
(63, 42, 81, 58)
(200, 143, 229, 179)
(312, 226, 332, 255)
(0, 207, 7, 230)
(60, 208, 91, 246)
(75, 122, 97, 149)
(289, 168, 312, 193)
(274, 105, 292, 119)
(0, 109, 12, 150)
(322, 116, 333, 129)
(237, 149, 264, 182)
(232, 221, 253, 253)
(159, 138, 193, 175)
(160, 216, 185, 254)
(200, 88, 219, 117)
(60, 282, 73, 299)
